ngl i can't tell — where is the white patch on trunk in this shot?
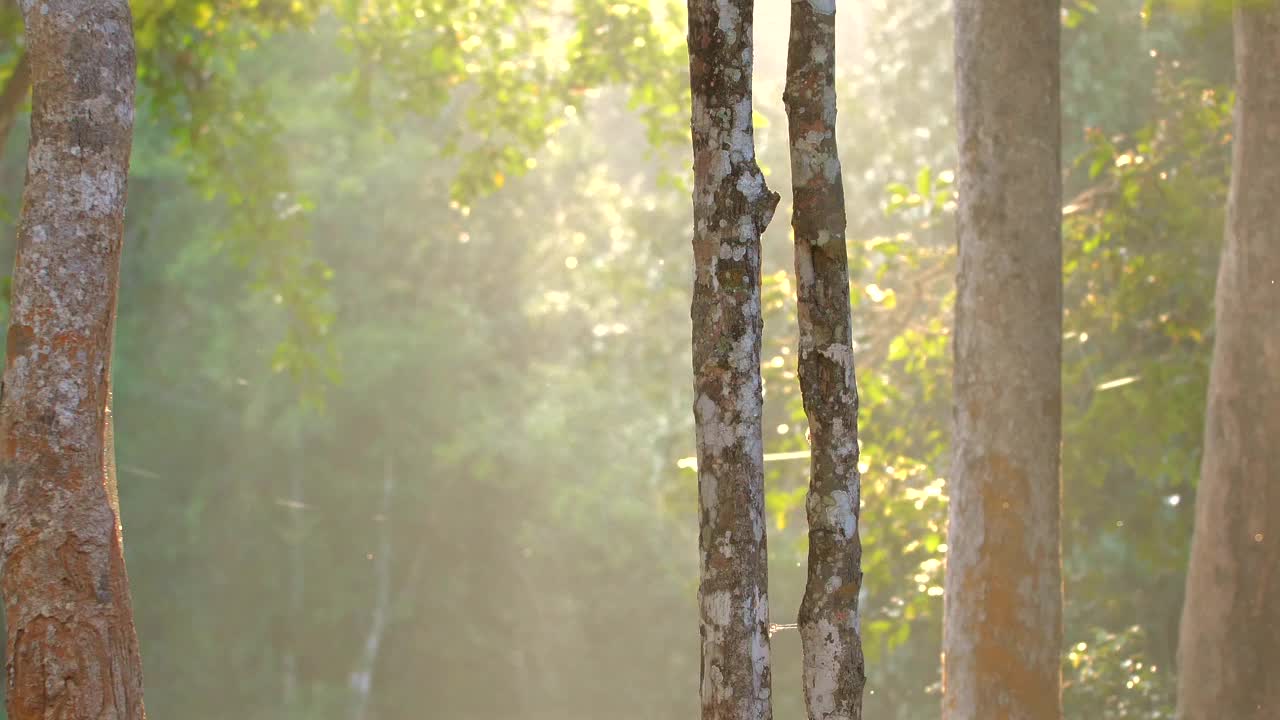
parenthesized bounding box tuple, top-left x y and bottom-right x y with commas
(751, 590, 771, 701)
(796, 244, 816, 288)
(824, 155, 841, 183)
(730, 331, 756, 372)
(696, 392, 735, 453)
(802, 618, 845, 717)
(706, 590, 733, 627)
(708, 148, 732, 186)
(829, 489, 856, 538)
(820, 343, 856, 386)
(703, 655, 726, 704)
(737, 170, 763, 200)
(74, 169, 125, 218)
(716, 0, 741, 42)
(700, 470, 719, 519)
(730, 97, 754, 162)
(719, 241, 747, 262)
(717, 531, 734, 558)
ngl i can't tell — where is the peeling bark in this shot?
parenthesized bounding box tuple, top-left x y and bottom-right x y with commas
(942, 0, 1063, 718)
(688, 1, 779, 719)
(783, 2, 865, 719)
(1175, 4, 1280, 719)
(0, 2, 145, 718)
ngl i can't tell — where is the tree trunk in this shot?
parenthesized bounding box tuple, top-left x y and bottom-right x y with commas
(1175, 4, 1280, 718)
(687, 2, 779, 718)
(942, 0, 1063, 718)
(0, 2, 145, 718)
(783, 2, 865, 719)
(350, 457, 396, 720)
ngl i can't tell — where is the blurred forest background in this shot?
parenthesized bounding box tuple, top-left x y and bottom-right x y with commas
(0, 0, 1239, 718)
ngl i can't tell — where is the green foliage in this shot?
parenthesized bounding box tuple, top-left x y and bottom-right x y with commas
(0, 0, 1242, 717)
(1065, 627, 1175, 719)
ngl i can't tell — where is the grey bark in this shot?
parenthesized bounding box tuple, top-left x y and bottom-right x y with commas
(1175, 4, 1280, 718)
(687, 1, 779, 718)
(783, 1, 865, 719)
(942, 0, 1063, 718)
(0, 1, 145, 718)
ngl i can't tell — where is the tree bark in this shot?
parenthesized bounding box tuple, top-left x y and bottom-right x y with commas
(783, 2, 865, 719)
(942, 0, 1063, 718)
(1175, 4, 1280, 718)
(0, 2, 145, 718)
(688, 2, 779, 719)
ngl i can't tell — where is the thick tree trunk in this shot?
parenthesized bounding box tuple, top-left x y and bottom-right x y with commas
(1175, 4, 1280, 718)
(687, 2, 779, 718)
(0, 2, 145, 718)
(942, 1, 1063, 718)
(783, 2, 865, 719)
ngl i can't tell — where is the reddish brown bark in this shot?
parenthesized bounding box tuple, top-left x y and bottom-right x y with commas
(942, 0, 1063, 718)
(1175, 4, 1280, 719)
(0, 2, 145, 718)
(784, 1, 865, 719)
(688, 1, 778, 719)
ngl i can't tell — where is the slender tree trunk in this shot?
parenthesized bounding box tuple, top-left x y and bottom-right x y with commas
(1175, 4, 1280, 718)
(0, 2, 145, 718)
(783, 2, 865, 719)
(687, 2, 779, 718)
(942, 0, 1063, 718)
(350, 457, 396, 720)
(282, 453, 306, 709)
